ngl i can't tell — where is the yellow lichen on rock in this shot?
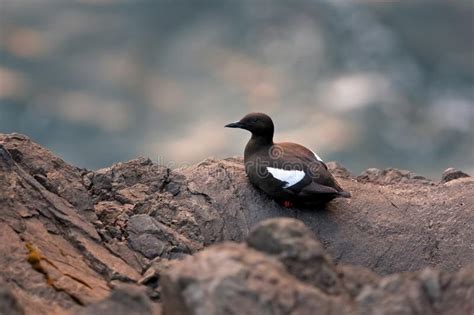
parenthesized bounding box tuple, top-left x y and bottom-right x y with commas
(25, 242, 54, 286)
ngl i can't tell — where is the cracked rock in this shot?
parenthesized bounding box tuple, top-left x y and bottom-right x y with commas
(127, 214, 201, 260)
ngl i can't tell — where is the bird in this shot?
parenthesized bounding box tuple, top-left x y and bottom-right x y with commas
(225, 112, 350, 208)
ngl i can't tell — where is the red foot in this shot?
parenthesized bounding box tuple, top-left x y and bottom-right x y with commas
(282, 200, 294, 208)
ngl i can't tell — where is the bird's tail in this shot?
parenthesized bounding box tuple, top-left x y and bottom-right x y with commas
(338, 191, 351, 198)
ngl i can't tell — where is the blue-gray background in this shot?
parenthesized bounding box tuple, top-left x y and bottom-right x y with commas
(1, 0, 473, 178)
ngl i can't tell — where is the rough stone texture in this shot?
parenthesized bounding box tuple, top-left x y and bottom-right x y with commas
(126, 214, 202, 259)
(0, 135, 155, 315)
(161, 242, 354, 315)
(0, 133, 93, 213)
(0, 133, 473, 314)
(77, 284, 159, 315)
(174, 157, 474, 275)
(161, 219, 474, 315)
(246, 218, 345, 295)
(356, 167, 433, 185)
(441, 167, 470, 183)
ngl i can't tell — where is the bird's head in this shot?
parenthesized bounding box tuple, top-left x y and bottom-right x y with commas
(225, 112, 274, 138)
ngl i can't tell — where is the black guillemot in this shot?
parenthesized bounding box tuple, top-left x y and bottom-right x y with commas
(225, 112, 350, 207)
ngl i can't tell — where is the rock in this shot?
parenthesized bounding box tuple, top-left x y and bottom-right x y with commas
(88, 157, 169, 204)
(337, 265, 380, 298)
(162, 222, 474, 315)
(441, 167, 470, 183)
(436, 264, 474, 315)
(181, 157, 474, 274)
(355, 273, 434, 315)
(0, 133, 473, 314)
(246, 218, 345, 295)
(161, 242, 354, 315)
(0, 134, 93, 214)
(326, 161, 352, 178)
(0, 282, 24, 315)
(70, 233, 141, 282)
(126, 215, 202, 259)
(353, 266, 474, 315)
(139, 258, 175, 301)
(419, 268, 441, 302)
(94, 201, 133, 233)
(77, 284, 158, 315)
(357, 167, 432, 185)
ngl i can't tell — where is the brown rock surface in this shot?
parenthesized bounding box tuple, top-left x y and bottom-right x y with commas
(161, 242, 354, 315)
(0, 133, 473, 314)
(161, 219, 473, 315)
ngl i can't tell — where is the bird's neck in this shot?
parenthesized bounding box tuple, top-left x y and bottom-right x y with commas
(244, 134, 273, 159)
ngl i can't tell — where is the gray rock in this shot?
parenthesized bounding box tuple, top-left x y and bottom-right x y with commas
(161, 242, 354, 315)
(357, 167, 431, 185)
(436, 264, 474, 315)
(77, 284, 156, 315)
(127, 214, 201, 259)
(326, 161, 352, 178)
(441, 167, 470, 183)
(247, 218, 345, 295)
(162, 227, 474, 315)
(139, 258, 175, 301)
(419, 268, 441, 302)
(0, 284, 24, 315)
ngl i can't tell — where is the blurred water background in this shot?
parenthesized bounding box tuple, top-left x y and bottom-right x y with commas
(0, 0, 473, 178)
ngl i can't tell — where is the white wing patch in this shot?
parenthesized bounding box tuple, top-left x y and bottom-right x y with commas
(267, 167, 305, 188)
(311, 150, 324, 162)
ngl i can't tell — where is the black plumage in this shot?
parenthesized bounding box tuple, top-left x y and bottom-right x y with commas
(225, 112, 350, 207)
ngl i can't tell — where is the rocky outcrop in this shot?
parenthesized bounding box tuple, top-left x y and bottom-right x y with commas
(0, 133, 473, 314)
(162, 218, 474, 315)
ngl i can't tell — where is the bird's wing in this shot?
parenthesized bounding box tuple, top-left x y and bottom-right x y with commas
(265, 142, 345, 193)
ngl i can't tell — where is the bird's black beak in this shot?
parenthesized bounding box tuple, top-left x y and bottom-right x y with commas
(225, 122, 244, 129)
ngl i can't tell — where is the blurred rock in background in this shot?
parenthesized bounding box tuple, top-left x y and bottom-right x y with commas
(0, 0, 473, 177)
